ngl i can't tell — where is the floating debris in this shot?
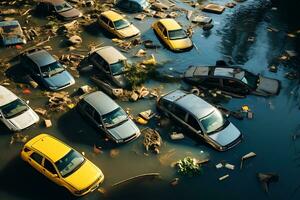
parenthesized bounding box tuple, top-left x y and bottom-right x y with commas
(216, 163, 223, 169)
(202, 4, 225, 14)
(110, 149, 120, 158)
(240, 152, 256, 169)
(224, 163, 235, 170)
(10, 133, 29, 144)
(219, 174, 229, 181)
(176, 157, 201, 176)
(143, 128, 162, 154)
(139, 110, 154, 120)
(44, 119, 52, 128)
(170, 132, 185, 140)
(34, 108, 47, 116)
(170, 178, 179, 186)
(257, 173, 279, 193)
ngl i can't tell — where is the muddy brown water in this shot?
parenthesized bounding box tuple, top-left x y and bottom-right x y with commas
(0, 0, 300, 199)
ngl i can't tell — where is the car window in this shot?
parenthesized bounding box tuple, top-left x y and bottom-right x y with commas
(85, 103, 95, 117)
(24, 57, 40, 74)
(169, 103, 187, 120)
(100, 16, 109, 24)
(222, 79, 245, 90)
(44, 159, 57, 174)
(162, 29, 168, 37)
(30, 152, 43, 164)
(108, 20, 114, 28)
(157, 22, 164, 32)
(93, 111, 101, 124)
(187, 114, 201, 131)
(206, 77, 220, 86)
(131, 2, 140, 10)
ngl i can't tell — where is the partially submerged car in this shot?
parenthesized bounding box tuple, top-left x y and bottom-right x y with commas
(21, 134, 104, 196)
(77, 91, 141, 143)
(98, 10, 140, 39)
(152, 18, 193, 52)
(0, 20, 26, 46)
(0, 86, 39, 131)
(157, 90, 242, 151)
(116, 0, 150, 13)
(36, 0, 82, 20)
(88, 46, 129, 88)
(183, 65, 281, 97)
(22, 49, 75, 91)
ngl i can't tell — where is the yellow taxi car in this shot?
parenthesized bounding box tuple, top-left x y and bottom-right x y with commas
(20, 133, 104, 196)
(98, 10, 140, 39)
(152, 18, 193, 52)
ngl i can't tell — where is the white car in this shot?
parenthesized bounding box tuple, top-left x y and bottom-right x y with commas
(0, 86, 39, 131)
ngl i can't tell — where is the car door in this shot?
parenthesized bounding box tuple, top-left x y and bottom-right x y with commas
(89, 53, 105, 72)
(99, 15, 110, 30)
(203, 77, 221, 89)
(28, 151, 44, 173)
(168, 103, 188, 126)
(93, 111, 105, 131)
(42, 158, 61, 185)
(155, 22, 165, 40)
(186, 114, 203, 135)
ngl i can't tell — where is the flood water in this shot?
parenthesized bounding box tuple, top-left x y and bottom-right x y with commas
(0, 0, 300, 199)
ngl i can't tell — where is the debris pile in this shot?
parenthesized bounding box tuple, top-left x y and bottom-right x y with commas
(143, 128, 162, 154)
(45, 91, 74, 112)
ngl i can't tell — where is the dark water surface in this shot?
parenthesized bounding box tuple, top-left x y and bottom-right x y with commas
(0, 0, 300, 199)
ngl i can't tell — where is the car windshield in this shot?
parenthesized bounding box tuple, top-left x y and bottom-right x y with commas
(113, 19, 130, 30)
(168, 29, 187, 40)
(1, 99, 28, 119)
(102, 107, 127, 128)
(55, 2, 73, 12)
(241, 71, 259, 89)
(111, 60, 125, 75)
(200, 109, 226, 134)
(40, 61, 65, 77)
(55, 150, 85, 178)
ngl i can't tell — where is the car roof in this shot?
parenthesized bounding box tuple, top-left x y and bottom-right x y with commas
(163, 90, 215, 119)
(214, 67, 245, 80)
(94, 46, 126, 64)
(0, 86, 18, 107)
(26, 134, 71, 162)
(159, 18, 182, 31)
(83, 91, 119, 115)
(101, 11, 123, 21)
(26, 50, 56, 67)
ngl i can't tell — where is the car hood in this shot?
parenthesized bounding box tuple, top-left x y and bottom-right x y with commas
(169, 38, 193, 50)
(8, 109, 39, 130)
(113, 74, 129, 88)
(44, 70, 74, 89)
(255, 76, 280, 96)
(64, 160, 103, 191)
(107, 119, 139, 141)
(117, 24, 140, 38)
(58, 8, 82, 19)
(208, 122, 241, 147)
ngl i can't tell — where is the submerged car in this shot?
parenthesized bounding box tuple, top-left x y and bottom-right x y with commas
(0, 86, 39, 131)
(183, 64, 281, 97)
(88, 46, 129, 88)
(77, 91, 140, 143)
(36, 0, 82, 20)
(152, 18, 193, 52)
(22, 49, 75, 91)
(0, 20, 26, 46)
(157, 90, 242, 151)
(98, 10, 140, 39)
(116, 0, 150, 13)
(21, 134, 104, 196)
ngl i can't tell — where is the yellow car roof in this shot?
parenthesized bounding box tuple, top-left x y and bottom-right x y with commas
(159, 18, 182, 31)
(26, 134, 71, 162)
(101, 10, 123, 21)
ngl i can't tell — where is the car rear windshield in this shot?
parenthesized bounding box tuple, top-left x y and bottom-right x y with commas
(41, 61, 65, 77)
(200, 109, 226, 134)
(102, 107, 127, 128)
(1, 99, 28, 119)
(168, 29, 187, 40)
(55, 149, 85, 178)
(111, 60, 126, 75)
(55, 2, 73, 13)
(113, 19, 130, 30)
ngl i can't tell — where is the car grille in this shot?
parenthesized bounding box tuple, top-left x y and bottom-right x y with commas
(57, 82, 70, 89)
(224, 134, 243, 150)
(123, 134, 137, 143)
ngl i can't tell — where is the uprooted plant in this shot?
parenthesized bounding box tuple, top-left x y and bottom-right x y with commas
(176, 157, 202, 176)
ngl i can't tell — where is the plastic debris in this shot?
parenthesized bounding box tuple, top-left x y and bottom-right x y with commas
(170, 178, 179, 186)
(110, 149, 120, 158)
(216, 163, 223, 169)
(135, 116, 148, 125)
(170, 132, 185, 140)
(34, 108, 47, 116)
(93, 144, 102, 154)
(142, 54, 157, 65)
(139, 110, 154, 120)
(202, 4, 225, 14)
(44, 119, 52, 128)
(219, 174, 229, 181)
(10, 133, 29, 144)
(224, 163, 235, 170)
(241, 105, 250, 112)
(240, 152, 256, 169)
